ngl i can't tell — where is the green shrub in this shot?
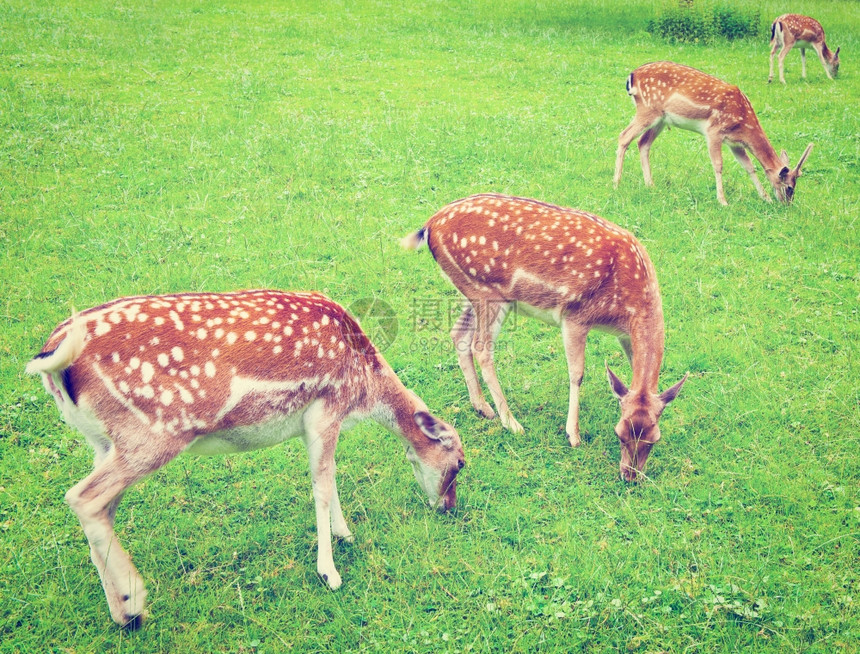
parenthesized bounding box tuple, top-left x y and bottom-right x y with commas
(712, 3, 760, 40)
(648, 6, 713, 43)
(648, 1, 760, 44)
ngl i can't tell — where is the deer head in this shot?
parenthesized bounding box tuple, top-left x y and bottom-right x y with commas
(608, 365, 688, 482)
(769, 144, 814, 203)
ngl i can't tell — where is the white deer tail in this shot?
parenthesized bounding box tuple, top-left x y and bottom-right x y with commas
(25, 312, 86, 375)
(399, 226, 428, 251)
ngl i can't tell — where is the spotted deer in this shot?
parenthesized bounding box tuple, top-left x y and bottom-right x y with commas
(769, 14, 839, 84)
(614, 61, 814, 205)
(26, 289, 465, 628)
(402, 194, 687, 482)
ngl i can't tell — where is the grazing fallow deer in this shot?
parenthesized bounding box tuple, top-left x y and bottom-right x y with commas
(614, 61, 814, 205)
(27, 290, 465, 628)
(402, 194, 687, 482)
(769, 14, 840, 84)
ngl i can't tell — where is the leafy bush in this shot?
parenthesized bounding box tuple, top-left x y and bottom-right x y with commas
(648, 6, 713, 43)
(712, 4, 760, 40)
(648, 1, 760, 43)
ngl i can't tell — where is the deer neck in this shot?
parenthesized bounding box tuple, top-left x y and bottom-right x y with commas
(369, 364, 416, 437)
(627, 294, 666, 396)
(743, 128, 783, 177)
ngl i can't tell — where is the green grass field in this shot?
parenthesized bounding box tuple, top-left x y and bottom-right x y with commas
(1, 0, 857, 651)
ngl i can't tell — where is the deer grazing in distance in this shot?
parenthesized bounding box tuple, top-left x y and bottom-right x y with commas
(26, 289, 465, 628)
(402, 193, 687, 482)
(769, 14, 839, 84)
(614, 61, 814, 205)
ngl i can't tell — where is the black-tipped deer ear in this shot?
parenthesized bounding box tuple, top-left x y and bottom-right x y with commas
(606, 364, 629, 401)
(794, 143, 813, 173)
(835, 46, 840, 56)
(659, 373, 689, 406)
(414, 411, 454, 447)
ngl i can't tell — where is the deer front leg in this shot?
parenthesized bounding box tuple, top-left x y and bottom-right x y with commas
(706, 135, 728, 205)
(472, 300, 522, 434)
(617, 334, 633, 367)
(730, 145, 770, 202)
(329, 466, 353, 542)
(812, 44, 832, 79)
(451, 303, 495, 418)
(561, 320, 589, 447)
(302, 406, 343, 589)
(801, 48, 808, 78)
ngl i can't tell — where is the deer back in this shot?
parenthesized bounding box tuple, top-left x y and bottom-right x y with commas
(629, 62, 761, 135)
(423, 194, 660, 329)
(33, 290, 381, 444)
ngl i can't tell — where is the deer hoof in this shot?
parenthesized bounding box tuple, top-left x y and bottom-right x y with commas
(121, 613, 145, 631)
(502, 414, 524, 435)
(474, 401, 495, 419)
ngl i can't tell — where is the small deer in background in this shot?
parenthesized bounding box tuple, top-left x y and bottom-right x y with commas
(402, 194, 687, 482)
(769, 14, 840, 84)
(614, 61, 814, 205)
(27, 290, 465, 628)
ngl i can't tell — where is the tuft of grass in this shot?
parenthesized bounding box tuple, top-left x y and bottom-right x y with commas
(1, 0, 858, 652)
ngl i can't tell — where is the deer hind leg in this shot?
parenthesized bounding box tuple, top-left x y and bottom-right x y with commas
(561, 320, 589, 447)
(614, 110, 661, 187)
(301, 405, 344, 589)
(451, 303, 495, 418)
(705, 135, 728, 205)
(66, 439, 183, 628)
(471, 299, 522, 433)
(637, 122, 665, 187)
(730, 145, 771, 202)
(769, 38, 779, 82)
(777, 43, 793, 84)
(801, 47, 808, 78)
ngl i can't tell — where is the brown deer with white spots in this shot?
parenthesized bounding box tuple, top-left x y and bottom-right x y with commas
(26, 289, 464, 628)
(769, 15, 839, 84)
(402, 194, 687, 482)
(614, 61, 814, 205)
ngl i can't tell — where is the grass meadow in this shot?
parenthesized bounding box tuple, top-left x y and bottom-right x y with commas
(1, 0, 858, 651)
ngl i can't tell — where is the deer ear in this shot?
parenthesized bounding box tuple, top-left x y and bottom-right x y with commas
(780, 150, 790, 166)
(659, 373, 689, 406)
(414, 411, 454, 446)
(794, 143, 813, 173)
(778, 166, 790, 181)
(835, 46, 840, 56)
(606, 364, 629, 400)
